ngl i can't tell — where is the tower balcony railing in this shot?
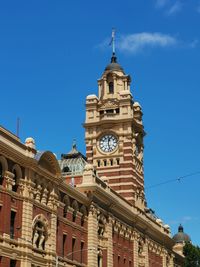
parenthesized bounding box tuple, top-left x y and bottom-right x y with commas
(100, 113, 117, 119)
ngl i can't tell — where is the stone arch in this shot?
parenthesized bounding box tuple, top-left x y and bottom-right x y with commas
(12, 164, 22, 192)
(0, 155, 8, 185)
(32, 214, 48, 250)
(35, 151, 61, 178)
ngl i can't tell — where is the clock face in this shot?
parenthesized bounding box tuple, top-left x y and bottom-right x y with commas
(99, 134, 118, 153)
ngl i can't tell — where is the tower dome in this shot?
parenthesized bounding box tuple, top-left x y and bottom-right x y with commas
(173, 224, 191, 244)
(105, 53, 124, 73)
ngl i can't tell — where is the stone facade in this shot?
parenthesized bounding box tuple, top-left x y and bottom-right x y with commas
(0, 54, 185, 267)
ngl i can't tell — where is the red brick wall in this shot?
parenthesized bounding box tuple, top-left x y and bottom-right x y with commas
(0, 191, 22, 239)
(56, 212, 88, 265)
(102, 248, 107, 267)
(113, 232, 133, 267)
(0, 257, 20, 267)
(149, 251, 163, 267)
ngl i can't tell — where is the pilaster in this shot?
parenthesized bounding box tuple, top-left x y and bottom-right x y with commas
(162, 249, 167, 267)
(144, 239, 149, 267)
(87, 204, 98, 267)
(133, 235, 139, 267)
(169, 254, 174, 267)
(107, 216, 113, 267)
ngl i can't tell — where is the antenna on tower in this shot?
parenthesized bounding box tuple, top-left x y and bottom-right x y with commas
(16, 117, 20, 138)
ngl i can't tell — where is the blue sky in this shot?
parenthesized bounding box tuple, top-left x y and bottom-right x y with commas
(0, 0, 200, 245)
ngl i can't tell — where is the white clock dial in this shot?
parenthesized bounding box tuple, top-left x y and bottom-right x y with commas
(99, 134, 118, 152)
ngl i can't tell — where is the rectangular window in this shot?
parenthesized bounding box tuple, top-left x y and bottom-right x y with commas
(106, 109, 114, 114)
(62, 234, 67, 257)
(0, 206, 2, 224)
(98, 254, 102, 267)
(118, 255, 120, 266)
(10, 211, 16, 239)
(81, 241, 84, 263)
(10, 259, 16, 267)
(72, 237, 76, 261)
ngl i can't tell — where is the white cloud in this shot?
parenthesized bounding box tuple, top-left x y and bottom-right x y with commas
(155, 0, 168, 8)
(167, 1, 182, 15)
(182, 216, 192, 223)
(117, 32, 177, 54)
(197, 3, 200, 13)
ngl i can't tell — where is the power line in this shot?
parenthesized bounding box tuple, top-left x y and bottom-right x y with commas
(146, 171, 200, 190)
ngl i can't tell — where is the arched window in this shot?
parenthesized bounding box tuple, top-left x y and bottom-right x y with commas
(12, 164, 22, 192)
(108, 82, 114, 94)
(0, 162, 3, 185)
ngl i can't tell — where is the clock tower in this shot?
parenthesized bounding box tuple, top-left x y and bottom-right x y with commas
(84, 53, 146, 207)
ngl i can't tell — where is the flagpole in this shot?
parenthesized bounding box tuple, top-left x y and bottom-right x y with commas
(112, 28, 115, 55)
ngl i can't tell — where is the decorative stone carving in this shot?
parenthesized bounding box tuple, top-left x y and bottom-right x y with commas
(32, 214, 48, 250)
(35, 184, 42, 202)
(47, 190, 59, 211)
(4, 171, 15, 190)
(41, 188, 48, 205)
(89, 204, 97, 216)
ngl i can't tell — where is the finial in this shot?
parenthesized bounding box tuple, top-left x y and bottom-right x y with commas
(68, 139, 78, 155)
(178, 224, 184, 232)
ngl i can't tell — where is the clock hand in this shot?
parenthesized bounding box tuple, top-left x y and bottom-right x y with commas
(108, 137, 111, 148)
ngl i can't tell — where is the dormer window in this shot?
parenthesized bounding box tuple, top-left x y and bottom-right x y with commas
(108, 82, 114, 94)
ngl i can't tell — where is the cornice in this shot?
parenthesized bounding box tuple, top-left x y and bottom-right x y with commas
(59, 181, 90, 206)
(77, 181, 174, 250)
